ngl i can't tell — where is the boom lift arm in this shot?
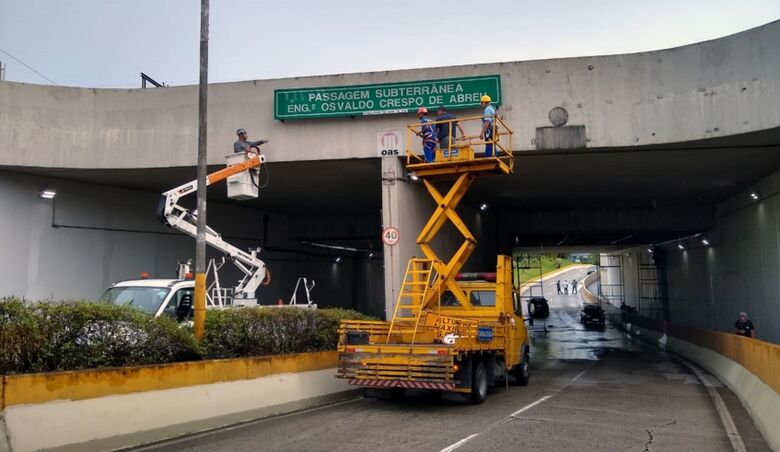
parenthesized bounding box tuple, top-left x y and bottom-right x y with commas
(156, 153, 269, 304)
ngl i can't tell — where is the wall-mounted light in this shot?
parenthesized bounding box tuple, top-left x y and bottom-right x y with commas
(334, 257, 342, 263)
(647, 248, 653, 254)
(479, 203, 488, 211)
(408, 172, 419, 182)
(701, 238, 710, 246)
(39, 189, 56, 199)
(677, 243, 685, 251)
(750, 191, 759, 200)
(368, 252, 374, 259)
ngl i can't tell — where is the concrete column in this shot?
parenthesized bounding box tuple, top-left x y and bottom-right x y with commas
(380, 158, 429, 320)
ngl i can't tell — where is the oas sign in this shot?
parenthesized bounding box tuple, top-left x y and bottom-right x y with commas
(377, 131, 403, 157)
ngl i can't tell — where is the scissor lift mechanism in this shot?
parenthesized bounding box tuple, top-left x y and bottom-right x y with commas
(388, 114, 515, 332)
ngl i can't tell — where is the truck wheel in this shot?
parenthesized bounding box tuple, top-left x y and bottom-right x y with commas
(516, 354, 530, 386)
(470, 361, 488, 405)
(390, 388, 406, 400)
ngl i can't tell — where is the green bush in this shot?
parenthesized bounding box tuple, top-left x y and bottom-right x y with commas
(201, 307, 374, 359)
(1, 298, 374, 374)
(0, 298, 200, 374)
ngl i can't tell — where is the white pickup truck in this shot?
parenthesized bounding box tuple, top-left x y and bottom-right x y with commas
(99, 279, 195, 321)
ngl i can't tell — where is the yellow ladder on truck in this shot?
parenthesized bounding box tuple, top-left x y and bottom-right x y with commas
(386, 258, 435, 344)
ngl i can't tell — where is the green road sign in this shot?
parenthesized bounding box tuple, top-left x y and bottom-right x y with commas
(274, 75, 501, 120)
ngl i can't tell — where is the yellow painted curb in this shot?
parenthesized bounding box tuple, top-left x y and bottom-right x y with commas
(2, 351, 338, 407)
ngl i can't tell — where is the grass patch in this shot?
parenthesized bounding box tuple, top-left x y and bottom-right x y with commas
(514, 256, 577, 284)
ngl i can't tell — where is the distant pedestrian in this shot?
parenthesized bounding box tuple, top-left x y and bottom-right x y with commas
(556, 280, 562, 294)
(571, 279, 578, 294)
(479, 95, 496, 157)
(563, 282, 569, 295)
(435, 106, 466, 155)
(416, 107, 438, 163)
(234, 128, 268, 154)
(734, 312, 756, 338)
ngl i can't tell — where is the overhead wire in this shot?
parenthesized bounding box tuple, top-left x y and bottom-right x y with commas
(0, 47, 57, 85)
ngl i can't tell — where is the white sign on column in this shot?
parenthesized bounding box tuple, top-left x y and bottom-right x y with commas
(377, 131, 403, 158)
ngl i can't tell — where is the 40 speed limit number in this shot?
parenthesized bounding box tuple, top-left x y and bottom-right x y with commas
(382, 227, 400, 246)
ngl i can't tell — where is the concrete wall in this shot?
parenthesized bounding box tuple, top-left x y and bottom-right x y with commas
(0, 352, 355, 452)
(2, 21, 779, 169)
(607, 168, 780, 344)
(656, 168, 780, 344)
(0, 170, 383, 312)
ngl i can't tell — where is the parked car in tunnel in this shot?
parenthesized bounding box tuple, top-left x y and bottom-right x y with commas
(527, 297, 550, 318)
(580, 304, 606, 327)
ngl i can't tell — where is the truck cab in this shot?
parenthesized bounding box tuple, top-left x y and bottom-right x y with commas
(99, 279, 195, 321)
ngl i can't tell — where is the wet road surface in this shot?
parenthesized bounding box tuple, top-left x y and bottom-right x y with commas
(139, 266, 770, 452)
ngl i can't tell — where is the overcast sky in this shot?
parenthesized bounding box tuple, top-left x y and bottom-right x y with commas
(1, 0, 778, 88)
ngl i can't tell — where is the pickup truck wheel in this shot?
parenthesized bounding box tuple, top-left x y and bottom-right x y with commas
(470, 361, 488, 405)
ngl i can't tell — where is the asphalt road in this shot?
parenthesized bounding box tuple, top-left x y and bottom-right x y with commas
(140, 266, 769, 452)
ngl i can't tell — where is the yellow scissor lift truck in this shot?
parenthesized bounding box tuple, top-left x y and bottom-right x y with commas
(337, 114, 531, 404)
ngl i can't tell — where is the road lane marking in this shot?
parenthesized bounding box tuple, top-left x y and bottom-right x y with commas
(680, 360, 746, 452)
(508, 395, 552, 419)
(439, 433, 480, 452)
(571, 370, 586, 382)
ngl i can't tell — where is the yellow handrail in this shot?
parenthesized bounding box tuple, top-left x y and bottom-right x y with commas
(406, 114, 513, 167)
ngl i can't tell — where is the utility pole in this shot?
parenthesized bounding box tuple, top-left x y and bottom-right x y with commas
(194, 0, 209, 341)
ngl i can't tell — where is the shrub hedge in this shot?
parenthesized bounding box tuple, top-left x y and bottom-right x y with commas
(201, 307, 374, 358)
(0, 297, 373, 375)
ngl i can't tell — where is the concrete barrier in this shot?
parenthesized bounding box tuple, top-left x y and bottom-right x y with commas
(579, 271, 599, 304)
(0, 352, 357, 452)
(620, 320, 780, 451)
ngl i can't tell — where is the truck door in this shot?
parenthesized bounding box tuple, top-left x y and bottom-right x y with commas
(161, 288, 195, 321)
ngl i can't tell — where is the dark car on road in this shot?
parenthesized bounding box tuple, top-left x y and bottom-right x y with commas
(580, 304, 606, 327)
(527, 297, 550, 318)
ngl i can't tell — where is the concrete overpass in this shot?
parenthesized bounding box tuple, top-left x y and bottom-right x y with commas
(1, 21, 779, 343)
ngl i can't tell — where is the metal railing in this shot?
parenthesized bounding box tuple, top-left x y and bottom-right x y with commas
(406, 114, 513, 166)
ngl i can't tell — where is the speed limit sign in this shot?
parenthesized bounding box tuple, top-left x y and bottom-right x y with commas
(382, 226, 400, 246)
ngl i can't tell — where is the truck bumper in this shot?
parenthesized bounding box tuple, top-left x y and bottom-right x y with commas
(347, 378, 456, 391)
(337, 349, 460, 391)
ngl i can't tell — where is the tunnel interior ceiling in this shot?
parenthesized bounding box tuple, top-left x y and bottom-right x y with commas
(5, 158, 383, 216)
(465, 128, 780, 211)
(509, 232, 691, 248)
(4, 128, 779, 245)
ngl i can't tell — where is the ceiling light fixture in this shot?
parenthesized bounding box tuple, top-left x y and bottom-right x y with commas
(39, 189, 56, 199)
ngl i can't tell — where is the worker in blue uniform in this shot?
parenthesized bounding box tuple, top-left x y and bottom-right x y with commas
(479, 95, 496, 157)
(416, 107, 438, 163)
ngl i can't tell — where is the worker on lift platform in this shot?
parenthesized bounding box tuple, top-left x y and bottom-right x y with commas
(479, 95, 496, 157)
(416, 108, 438, 163)
(234, 128, 268, 153)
